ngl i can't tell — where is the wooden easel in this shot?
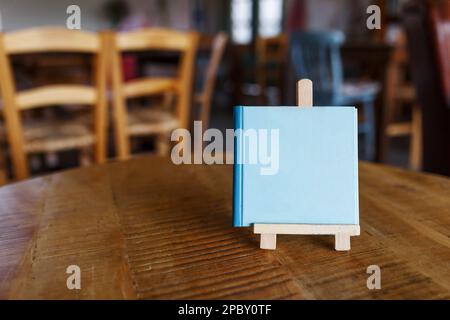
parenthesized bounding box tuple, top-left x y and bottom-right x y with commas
(253, 79, 360, 251)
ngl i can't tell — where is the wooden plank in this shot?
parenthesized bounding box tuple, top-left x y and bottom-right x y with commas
(110, 31, 131, 160)
(385, 122, 413, 136)
(123, 78, 177, 98)
(1, 165, 135, 299)
(93, 32, 109, 164)
(16, 85, 97, 110)
(116, 28, 195, 51)
(0, 157, 449, 299)
(3, 27, 99, 54)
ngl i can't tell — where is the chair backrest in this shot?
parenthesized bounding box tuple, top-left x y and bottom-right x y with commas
(430, 3, 450, 108)
(402, 0, 450, 176)
(198, 32, 228, 129)
(0, 27, 108, 180)
(110, 28, 199, 160)
(290, 30, 345, 105)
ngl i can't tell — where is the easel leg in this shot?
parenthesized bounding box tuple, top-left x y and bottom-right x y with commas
(260, 234, 277, 250)
(335, 233, 351, 251)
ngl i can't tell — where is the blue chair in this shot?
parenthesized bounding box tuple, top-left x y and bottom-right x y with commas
(290, 31, 379, 160)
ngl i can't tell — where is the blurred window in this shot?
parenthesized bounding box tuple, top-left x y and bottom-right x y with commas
(231, 0, 283, 44)
(258, 0, 283, 37)
(231, 0, 253, 44)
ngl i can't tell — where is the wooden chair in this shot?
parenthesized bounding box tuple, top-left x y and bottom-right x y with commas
(255, 34, 288, 105)
(381, 29, 422, 170)
(110, 28, 199, 160)
(195, 32, 228, 133)
(402, 0, 450, 176)
(291, 31, 380, 160)
(0, 27, 108, 180)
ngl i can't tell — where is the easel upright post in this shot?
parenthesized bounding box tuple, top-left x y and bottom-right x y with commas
(297, 79, 313, 107)
(259, 79, 313, 250)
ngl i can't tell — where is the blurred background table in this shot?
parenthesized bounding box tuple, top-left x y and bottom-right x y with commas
(0, 156, 449, 299)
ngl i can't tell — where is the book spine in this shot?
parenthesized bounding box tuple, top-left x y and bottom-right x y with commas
(353, 107, 360, 225)
(233, 106, 244, 227)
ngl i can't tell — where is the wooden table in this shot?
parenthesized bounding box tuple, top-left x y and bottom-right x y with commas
(0, 156, 449, 299)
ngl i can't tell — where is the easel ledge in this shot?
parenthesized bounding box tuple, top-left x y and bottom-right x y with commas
(254, 224, 360, 251)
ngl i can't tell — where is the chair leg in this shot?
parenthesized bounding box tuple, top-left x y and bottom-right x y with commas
(156, 134, 170, 156)
(45, 152, 59, 168)
(30, 154, 42, 172)
(79, 147, 92, 167)
(410, 103, 422, 170)
(0, 147, 6, 185)
(0, 170, 5, 186)
(363, 100, 376, 161)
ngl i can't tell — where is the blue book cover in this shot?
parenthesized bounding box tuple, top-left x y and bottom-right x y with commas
(233, 106, 359, 227)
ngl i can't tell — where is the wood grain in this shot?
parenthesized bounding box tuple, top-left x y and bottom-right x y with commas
(116, 28, 195, 52)
(15, 85, 97, 110)
(123, 78, 177, 99)
(2, 27, 100, 54)
(0, 156, 449, 299)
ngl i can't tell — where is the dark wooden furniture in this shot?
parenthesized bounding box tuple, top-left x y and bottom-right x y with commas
(255, 34, 288, 105)
(195, 33, 228, 132)
(402, 0, 450, 176)
(0, 156, 449, 299)
(291, 31, 380, 160)
(341, 41, 393, 163)
(381, 29, 422, 170)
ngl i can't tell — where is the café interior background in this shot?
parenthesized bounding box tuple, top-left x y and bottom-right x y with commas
(0, 0, 449, 184)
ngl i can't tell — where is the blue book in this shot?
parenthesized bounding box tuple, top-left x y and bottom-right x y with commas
(233, 106, 359, 227)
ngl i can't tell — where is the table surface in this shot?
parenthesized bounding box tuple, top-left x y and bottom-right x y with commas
(0, 156, 449, 299)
